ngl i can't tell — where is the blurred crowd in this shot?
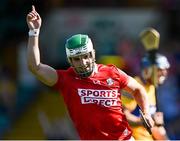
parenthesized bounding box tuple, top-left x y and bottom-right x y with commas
(0, 0, 180, 139)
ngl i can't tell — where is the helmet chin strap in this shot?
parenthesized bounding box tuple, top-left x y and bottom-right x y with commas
(78, 69, 93, 77)
(74, 62, 96, 78)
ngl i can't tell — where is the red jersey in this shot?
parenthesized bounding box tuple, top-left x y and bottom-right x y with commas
(53, 64, 132, 140)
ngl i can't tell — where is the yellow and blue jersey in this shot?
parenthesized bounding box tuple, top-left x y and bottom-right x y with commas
(122, 76, 157, 140)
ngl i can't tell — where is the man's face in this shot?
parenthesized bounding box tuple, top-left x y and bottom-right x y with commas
(142, 67, 169, 85)
(157, 68, 168, 85)
(70, 52, 94, 76)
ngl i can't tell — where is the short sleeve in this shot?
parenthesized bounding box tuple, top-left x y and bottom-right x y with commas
(117, 68, 130, 89)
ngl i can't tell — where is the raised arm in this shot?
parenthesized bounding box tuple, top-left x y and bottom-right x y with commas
(26, 5, 58, 86)
(123, 76, 154, 127)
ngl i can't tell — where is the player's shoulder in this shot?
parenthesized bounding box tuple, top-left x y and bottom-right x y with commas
(97, 63, 118, 70)
(98, 63, 128, 76)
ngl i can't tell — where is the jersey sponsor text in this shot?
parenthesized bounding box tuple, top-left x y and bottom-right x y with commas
(78, 89, 120, 107)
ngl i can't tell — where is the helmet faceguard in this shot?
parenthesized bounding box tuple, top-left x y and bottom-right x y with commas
(65, 34, 96, 77)
(141, 53, 170, 84)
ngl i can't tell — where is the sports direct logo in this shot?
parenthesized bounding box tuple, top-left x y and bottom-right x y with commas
(78, 89, 120, 107)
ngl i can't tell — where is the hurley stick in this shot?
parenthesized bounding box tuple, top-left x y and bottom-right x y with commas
(140, 27, 160, 111)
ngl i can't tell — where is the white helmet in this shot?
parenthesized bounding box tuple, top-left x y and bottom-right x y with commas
(141, 53, 170, 83)
(141, 53, 170, 70)
(65, 34, 95, 77)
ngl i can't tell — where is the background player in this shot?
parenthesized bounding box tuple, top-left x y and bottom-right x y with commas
(122, 53, 170, 140)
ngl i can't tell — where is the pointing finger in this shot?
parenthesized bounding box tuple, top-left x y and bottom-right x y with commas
(32, 5, 35, 11)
